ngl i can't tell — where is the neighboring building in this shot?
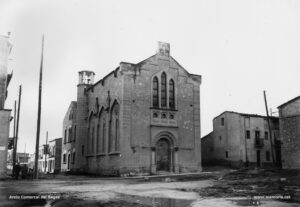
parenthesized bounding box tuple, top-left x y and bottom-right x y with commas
(278, 96, 300, 169)
(61, 102, 77, 172)
(38, 138, 62, 173)
(202, 111, 280, 167)
(0, 34, 13, 178)
(65, 42, 202, 176)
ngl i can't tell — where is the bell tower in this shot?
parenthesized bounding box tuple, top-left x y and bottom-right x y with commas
(78, 70, 95, 85)
(74, 70, 95, 172)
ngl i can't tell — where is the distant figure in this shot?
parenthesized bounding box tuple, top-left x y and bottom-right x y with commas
(14, 163, 21, 180)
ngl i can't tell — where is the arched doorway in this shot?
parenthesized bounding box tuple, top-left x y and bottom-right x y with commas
(156, 138, 171, 171)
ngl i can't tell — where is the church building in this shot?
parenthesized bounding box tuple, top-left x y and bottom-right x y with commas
(62, 42, 202, 175)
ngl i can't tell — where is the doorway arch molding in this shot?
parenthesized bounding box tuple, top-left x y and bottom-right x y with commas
(152, 131, 178, 148)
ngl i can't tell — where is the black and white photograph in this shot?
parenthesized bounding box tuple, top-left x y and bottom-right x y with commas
(0, 0, 299, 206)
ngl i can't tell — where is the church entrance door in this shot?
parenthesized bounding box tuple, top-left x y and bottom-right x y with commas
(156, 138, 171, 172)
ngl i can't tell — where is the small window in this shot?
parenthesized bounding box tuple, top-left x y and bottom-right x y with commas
(225, 151, 228, 158)
(81, 145, 85, 156)
(219, 136, 222, 141)
(169, 114, 174, 119)
(255, 131, 260, 139)
(221, 118, 225, 126)
(161, 113, 167, 119)
(266, 151, 270, 161)
(153, 112, 158, 118)
(246, 130, 250, 139)
(63, 154, 66, 164)
(264, 131, 269, 140)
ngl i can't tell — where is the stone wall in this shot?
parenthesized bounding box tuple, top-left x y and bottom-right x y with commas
(279, 98, 300, 169)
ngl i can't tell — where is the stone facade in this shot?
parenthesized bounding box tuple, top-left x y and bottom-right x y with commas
(0, 35, 12, 178)
(202, 111, 280, 168)
(278, 96, 300, 169)
(61, 102, 77, 172)
(66, 42, 202, 175)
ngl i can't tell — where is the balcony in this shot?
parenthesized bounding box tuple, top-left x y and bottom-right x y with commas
(255, 138, 264, 148)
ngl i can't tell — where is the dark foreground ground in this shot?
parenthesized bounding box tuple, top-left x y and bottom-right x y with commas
(0, 166, 299, 207)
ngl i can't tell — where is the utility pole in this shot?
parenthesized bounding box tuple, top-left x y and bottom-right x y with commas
(34, 35, 44, 179)
(13, 86, 22, 166)
(12, 100, 17, 168)
(263, 91, 275, 165)
(44, 131, 48, 173)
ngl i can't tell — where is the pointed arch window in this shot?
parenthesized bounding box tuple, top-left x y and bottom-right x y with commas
(169, 79, 175, 109)
(153, 76, 159, 107)
(161, 72, 167, 107)
(109, 101, 120, 152)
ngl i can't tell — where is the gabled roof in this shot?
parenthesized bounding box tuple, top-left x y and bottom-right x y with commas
(89, 53, 200, 90)
(277, 96, 300, 109)
(213, 111, 278, 121)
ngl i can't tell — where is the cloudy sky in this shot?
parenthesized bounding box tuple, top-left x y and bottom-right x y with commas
(1, 0, 300, 154)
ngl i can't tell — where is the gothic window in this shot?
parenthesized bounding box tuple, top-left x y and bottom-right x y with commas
(161, 72, 167, 107)
(109, 101, 120, 152)
(96, 124, 100, 153)
(169, 79, 175, 109)
(91, 127, 95, 153)
(115, 119, 119, 151)
(87, 127, 90, 153)
(153, 76, 159, 107)
(102, 120, 106, 153)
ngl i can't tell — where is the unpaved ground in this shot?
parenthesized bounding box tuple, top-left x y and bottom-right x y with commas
(0, 168, 299, 207)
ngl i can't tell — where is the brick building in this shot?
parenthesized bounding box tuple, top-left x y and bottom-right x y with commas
(202, 111, 280, 167)
(278, 96, 300, 169)
(0, 34, 13, 178)
(64, 42, 202, 175)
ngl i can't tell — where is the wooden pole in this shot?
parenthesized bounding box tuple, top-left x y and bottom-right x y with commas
(34, 35, 44, 179)
(14, 86, 22, 165)
(12, 100, 17, 167)
(44, 131, 48, 173)
(263, 91, 275, 165)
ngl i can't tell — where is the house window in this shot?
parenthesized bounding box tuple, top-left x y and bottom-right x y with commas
(68, 128, 72, 143)
(255, 131, 260, 139)
(266, 151, 270, 161)
(221, 118, 225, 126)
(169, 79, 175, 109)
(219, 136, 222, 141)
(81, 145, 84, 156)
(161, 72, 167, 107)
(225, 151, 228, 158)
(161, 113, 167, 119)
(63, 154, 66, 164)
(246, 130, 250, 139)
(64, 129, 67, 144)
(264, 131, 269, 140)
(74, 126, 76, 142)
(152, 76, 159, 107)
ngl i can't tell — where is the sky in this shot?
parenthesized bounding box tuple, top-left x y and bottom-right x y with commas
(0, 0, 300, 154)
